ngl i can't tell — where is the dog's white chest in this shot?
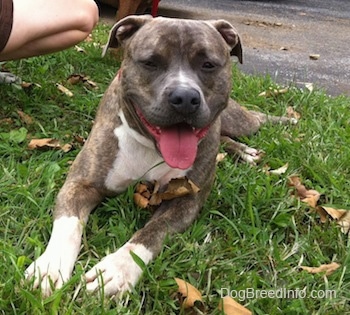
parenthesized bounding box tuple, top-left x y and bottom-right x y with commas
(104, 112, 188, 192)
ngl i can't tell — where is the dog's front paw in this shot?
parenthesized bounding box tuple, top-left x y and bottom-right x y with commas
(25, 251, 74, 297)
(85, 242, 153, 297)
(24, 216, 83, 296)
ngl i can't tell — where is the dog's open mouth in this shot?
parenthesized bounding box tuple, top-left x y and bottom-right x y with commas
(137, 110, 210, 170)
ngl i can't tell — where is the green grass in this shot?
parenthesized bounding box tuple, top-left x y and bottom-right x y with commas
(1, 23, 349, 314)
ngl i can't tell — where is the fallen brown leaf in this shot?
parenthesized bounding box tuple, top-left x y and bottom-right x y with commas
(83, 78, 98, 89)
(219, 296, 252, 315)
(56, 83, 73, 97)
(21, 81, 42, 89)
(305, 82, 314, 92)
(300, 262, 340, 276)
(216, 152, 227, 163)
(159, 177, 200, 201)
(286, 106, 301, 120)
(258, 87, 289, 97)
(268, 163, 289, 175)
(0, 118, 13, 124)
(21, 82, 33, 89)
(148, 181, 162, 206)
(302, 193, 321, 208)
(17, 110, 33, 125)
(74, 45, 86, 53)
(28, 138, 72, 152)
(67, 74, 82, 85)
(318, 206, 350, 234)
(74, 134, 86, 145)
(134, 181, 156, 208)
(338, 211, 350, 234)
(134, 178, 200, 208)
(320, 206, 347, 220)
(315, 206, 329, 223)
(174, 278, 204, 310)
(288, 175, 321, 208)
(67, 74, 98, 89)
(133, 193, 149, 209)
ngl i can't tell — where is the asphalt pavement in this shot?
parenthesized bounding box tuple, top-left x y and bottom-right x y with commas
(99, 0, 350, 96)
(158, 0, 350, 96)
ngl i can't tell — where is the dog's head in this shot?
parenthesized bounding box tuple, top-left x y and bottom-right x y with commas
(104, 16, 242, 169)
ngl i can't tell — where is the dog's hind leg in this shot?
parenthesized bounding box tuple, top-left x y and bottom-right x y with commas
(220, 98, 297, 163)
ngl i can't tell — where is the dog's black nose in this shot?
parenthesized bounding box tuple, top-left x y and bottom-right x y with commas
(168, 87, 201, 114)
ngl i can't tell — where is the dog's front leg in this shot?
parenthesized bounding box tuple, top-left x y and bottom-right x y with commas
(25, 181, 103, 296)
(85, 192, 210, 297)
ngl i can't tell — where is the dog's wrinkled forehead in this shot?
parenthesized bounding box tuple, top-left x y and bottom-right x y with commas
(139, 20, 225, 56)
(103, 15, 242, 63)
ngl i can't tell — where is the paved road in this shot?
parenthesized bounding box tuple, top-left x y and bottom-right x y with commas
(99, 0, 349, 96)
(155, 0, 350, 96)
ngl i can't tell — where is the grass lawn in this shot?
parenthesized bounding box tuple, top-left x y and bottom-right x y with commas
(1, 23, 349, 314)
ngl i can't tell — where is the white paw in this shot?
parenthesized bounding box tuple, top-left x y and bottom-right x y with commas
(25, 251, 73, 296)
(24, 216, 83, 296)
(239, 144, 263, 165)
(85, 242, 153, 297)
(289, 117, 298, 125)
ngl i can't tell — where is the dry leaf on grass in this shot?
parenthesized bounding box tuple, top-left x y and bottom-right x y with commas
(21, 81, 42, 89)
(134, 177, 200, 208)
(17, 110, 33, 125)
(300, 262, 340, 276)
(56, 83, 73, 97)
(216, 152, 227, 163)
(160, 177, 200, 200)
(0, 118, 13, 124)
(315, 206, 329, 223)
(134, 183, 151, 209)
(319, 206, 347, 220)
(317, 206, 350, 234)
(28, 138, 72, 152)
(338, 211, 350, 234)
(74, 45, 86, 53)
(305, 82, 314, 92)
(267, 163, 289, 175)
(74, 134, 86, 145)
(289, 176, 350, 234)
(286, 106, 301, 120)
(258, 87, 289, 97)
(67, 74, 98, 89)
(288, 175, 321, 208)
(67, 74, 82, 85)
(302, 193, 321, 208)
(174, 278, 204, 310)
(219, 296, 252, 315)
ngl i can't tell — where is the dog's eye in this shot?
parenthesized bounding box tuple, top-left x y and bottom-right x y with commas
(141, 60, 158, 70)
(202, 61, 216, 71)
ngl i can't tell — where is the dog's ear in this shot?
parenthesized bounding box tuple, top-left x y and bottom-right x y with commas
(208, 20, 243, 64)
(102, 15, 153, 57)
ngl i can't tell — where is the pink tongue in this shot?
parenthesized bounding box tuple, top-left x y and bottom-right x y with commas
(159, 125, 198, 169)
